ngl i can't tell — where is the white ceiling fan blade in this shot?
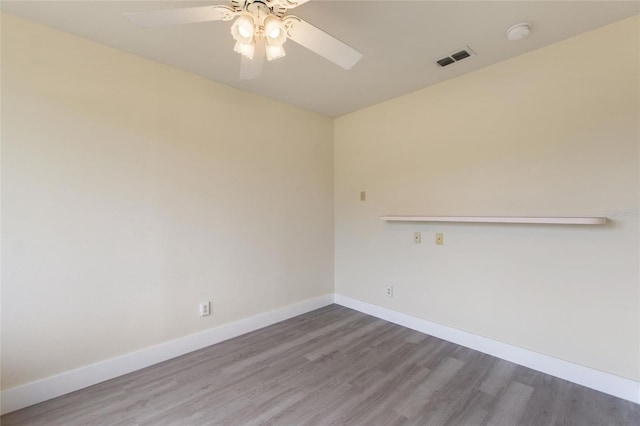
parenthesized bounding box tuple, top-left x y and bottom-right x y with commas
(124, 5, 235, 27)
(240, 39, 266, 80)
(272, 0, 312, 10)
(285, 17, 363, 70)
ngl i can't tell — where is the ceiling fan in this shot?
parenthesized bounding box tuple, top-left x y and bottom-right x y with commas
(124, 0, 363, 78)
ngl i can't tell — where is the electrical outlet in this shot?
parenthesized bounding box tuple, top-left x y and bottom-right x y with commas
(436, 233, 444, 245)
(414, 232, 421, 244)
(199, 302, 211, 316)
(360, 191, 366, 201)
(386, 285, 394, 297)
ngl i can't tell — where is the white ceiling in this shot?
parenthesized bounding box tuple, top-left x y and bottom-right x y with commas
(2, 1, 639, 117)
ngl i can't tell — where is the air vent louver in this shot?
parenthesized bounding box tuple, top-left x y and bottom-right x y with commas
(437, 57, 455, 67)
(436, 46, 476, 67)
(451, 50, 471, 61)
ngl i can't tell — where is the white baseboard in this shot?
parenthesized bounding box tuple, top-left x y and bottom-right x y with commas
(4, 293, 637, 414)
(0, 294, 335, 415)
(334, 294, 640, 405)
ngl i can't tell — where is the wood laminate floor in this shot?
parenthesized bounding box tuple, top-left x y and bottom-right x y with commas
(2, 305, 639, 425)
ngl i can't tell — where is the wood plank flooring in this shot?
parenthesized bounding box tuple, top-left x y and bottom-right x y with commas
(2, 305, 639, 425)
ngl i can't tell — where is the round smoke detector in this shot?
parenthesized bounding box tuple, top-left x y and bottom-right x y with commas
(506, 22, 531, 41)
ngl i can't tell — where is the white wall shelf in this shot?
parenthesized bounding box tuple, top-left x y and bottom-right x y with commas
(380, 216, 607, 225)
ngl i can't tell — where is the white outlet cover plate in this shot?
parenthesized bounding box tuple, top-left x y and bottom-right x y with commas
(200, 302, 210, 316)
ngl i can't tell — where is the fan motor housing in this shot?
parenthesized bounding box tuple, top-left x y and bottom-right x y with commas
(233, 0, 287, 18)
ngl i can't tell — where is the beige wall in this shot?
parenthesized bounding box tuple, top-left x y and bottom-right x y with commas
(2, 11, 639, 394)
(334, 16, 639, 381)
(1, 14, 334, 390)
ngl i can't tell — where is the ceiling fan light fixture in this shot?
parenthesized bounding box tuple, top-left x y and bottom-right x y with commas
(124, 0, 364, 73)
(266, 44, 286, 61)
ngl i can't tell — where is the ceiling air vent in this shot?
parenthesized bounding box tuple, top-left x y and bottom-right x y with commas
(437, 57, 455, 67)
(436, 46, 476, 68)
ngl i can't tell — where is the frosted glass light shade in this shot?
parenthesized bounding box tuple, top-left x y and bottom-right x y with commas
(266, 44, 286, 61)
(264, 16, 286, 47)
(231, 15, 255, 44)
(234, 41, 255, 59)
(268, 26, 280, 39)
